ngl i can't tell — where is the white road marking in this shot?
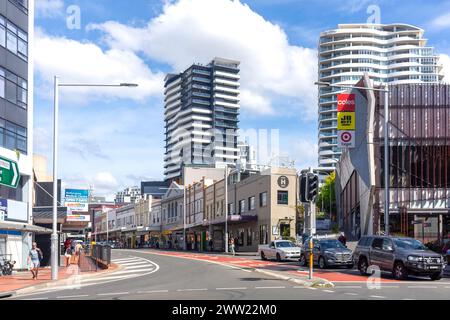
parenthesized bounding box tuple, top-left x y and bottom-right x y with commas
(323, 290, 335, 293)
(407, 286, 437, 289)
(370, 295, 386, 299)
(119, 261, 150, 267)
(110, 269, 153, 275)
(345, 293, 358, 296)
(97, 292, 129, 296)
(334, 286, 362, 289)
(307, 287, 317, 290)
(255, 286, 286, 290)
(216, 287, 247, 291)
(112, 258, 142, 263)
(136, 290, 169, 294)
(25, 297, 49, 300)
(121, 265, 155, 270)
(177, 288, 208, 292)
(57, 294, 89, 299)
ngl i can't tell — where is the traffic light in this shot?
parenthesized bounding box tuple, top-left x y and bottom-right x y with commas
(299, 174, 308, 203)
(307, 173, 319, 202)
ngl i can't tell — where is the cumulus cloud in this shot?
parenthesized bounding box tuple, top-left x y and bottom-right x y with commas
(87, 0, 318, 118)
(34, 28, 165, 103)
(35, 0, 65, 18)
(430, 12, 450, 30)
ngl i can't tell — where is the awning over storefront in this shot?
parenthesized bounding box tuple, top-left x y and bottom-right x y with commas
(0, 222, 52, 234)
(209, 215, 258, 226)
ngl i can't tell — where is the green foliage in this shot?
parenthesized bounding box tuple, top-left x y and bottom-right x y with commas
(316, 172, 336, 219)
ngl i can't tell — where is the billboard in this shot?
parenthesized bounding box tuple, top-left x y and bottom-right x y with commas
(337, 93, 356, 149)
(337, 94, 356, 112)
(66, 214, 91, 222)
(64, 189, 90, 213)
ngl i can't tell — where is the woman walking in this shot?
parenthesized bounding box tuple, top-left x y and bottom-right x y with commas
(28, 242, 43, 280)
(230, 238, 236, 256)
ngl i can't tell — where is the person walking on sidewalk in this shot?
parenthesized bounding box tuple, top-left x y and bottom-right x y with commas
(230, 238, 236, 256)
(64, 245, 73, 267)
(28, 242, 43, 280)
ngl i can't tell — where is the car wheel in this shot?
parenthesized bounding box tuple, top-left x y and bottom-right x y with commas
(318, 256, 327, 269)
(393, 262, 408, 280)
(276, 253, 282, 262)
(430, 273, 442, 281)
(299, 254, 308, 267)
(261, 252, 267, 261)
(358, 257, 369, 276)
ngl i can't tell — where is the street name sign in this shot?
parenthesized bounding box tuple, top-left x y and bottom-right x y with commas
(0, 156, 20, 189)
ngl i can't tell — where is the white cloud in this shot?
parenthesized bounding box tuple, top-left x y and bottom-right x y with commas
(440, 54, 450, 83)
(430, 12, 450, 29)
(87, 0, 318, 118)
(35, 0, 65, 18)
(34, 29, 165, 102)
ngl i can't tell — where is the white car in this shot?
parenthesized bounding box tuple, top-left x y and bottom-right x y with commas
(258, 240, 301, 262)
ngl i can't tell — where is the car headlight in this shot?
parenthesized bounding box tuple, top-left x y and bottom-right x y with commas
(408, 256, 423, 262)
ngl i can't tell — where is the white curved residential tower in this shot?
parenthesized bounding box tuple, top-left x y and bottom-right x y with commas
(318, 24, 444, 169)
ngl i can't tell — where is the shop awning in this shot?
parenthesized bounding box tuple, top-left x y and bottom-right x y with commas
(0, 222, 52, 234)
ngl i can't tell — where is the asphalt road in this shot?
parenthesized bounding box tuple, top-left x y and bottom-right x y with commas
(9, 249, 450, 300)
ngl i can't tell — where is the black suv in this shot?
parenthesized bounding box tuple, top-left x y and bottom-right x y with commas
(353, 236, 445, 281)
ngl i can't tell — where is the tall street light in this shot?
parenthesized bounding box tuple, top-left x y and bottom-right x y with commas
(315, 80, 390, 236)
(51, 77, 138, 280)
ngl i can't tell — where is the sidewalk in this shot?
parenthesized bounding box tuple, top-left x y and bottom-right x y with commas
(0, 267, 74, 298)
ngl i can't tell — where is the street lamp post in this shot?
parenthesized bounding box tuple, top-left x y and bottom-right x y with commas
(51, 77, 138, 280)
(315, 80, 390, 236)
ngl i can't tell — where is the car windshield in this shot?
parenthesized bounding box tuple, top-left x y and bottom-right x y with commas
(276, 241, 295, 248)
(393, 238, 427, 250)
(320, 240, 346, 249)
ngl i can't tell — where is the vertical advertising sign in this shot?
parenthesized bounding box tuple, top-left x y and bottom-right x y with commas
(64, 189, 90, 213)
(337, 94, 356, 149)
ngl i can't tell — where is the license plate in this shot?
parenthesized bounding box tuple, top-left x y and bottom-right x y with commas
(429, 266, 439, 270)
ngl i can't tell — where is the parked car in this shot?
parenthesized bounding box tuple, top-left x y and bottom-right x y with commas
(299, 238, 354, 269)
(353, 236, 445, 281)
(258, 240, 301, 262)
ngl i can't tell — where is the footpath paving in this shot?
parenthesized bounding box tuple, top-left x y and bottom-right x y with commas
(0, 258, 118, 299)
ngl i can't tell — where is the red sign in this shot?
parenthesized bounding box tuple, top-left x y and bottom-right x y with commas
(337, 94, 356, 112)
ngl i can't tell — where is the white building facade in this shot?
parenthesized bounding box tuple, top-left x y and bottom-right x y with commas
(318, 23, 444, 169)
(0, 0, 35, 270)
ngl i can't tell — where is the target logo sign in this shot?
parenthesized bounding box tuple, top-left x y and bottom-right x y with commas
(338, 131, 355, 148)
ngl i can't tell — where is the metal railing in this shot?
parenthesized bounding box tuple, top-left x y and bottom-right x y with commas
(90, 244, 111, 269)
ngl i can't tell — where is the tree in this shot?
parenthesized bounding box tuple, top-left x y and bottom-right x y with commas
(316, 172, 336, 220)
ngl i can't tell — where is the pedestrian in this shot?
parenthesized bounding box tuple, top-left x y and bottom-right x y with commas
(74, 241, 83, 265)
(209, 239, 214, 252)
(28, 242, 43, 280)
(338, 232, 347, 247)
(64, 245, 73, 267)
(230, 238, 236, 256)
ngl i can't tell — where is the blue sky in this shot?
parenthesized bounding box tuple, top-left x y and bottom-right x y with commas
(34, 0, 450, 199)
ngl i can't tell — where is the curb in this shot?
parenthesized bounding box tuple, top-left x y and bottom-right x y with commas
(14, 263, 123, 296)
(254, 268, 335, 288)
(0, 291, 14, 299)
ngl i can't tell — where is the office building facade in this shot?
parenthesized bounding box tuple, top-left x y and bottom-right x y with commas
(0, 0, 35, 269)
(164, 57, 241, 182)
(318, 24, 444, 169)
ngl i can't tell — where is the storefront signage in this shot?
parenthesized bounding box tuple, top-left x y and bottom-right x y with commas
(66, 214, 91, 222)
(65, 189, 90, 213)
(277, 176, 289, 188)
(337, 93, 356, 149)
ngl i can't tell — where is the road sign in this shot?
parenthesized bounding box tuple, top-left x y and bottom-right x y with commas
(337, 131, 355, 148)
(0, 156, 20, 189)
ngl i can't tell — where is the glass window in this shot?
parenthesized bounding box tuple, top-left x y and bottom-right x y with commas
(0, 77, 4, 98)
(0, 23, 5, 48)
(5, 80, 17, 104)
(239, 200, 246, 214)
(260, 192, 268, 207)
(5, 131, 15, 150)
(277, 191, 288, 205)
(6, 31, 17, 55)
(248, 196, 255, 211)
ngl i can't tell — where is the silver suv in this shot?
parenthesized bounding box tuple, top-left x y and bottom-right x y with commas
(353, 236, 445, 281)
